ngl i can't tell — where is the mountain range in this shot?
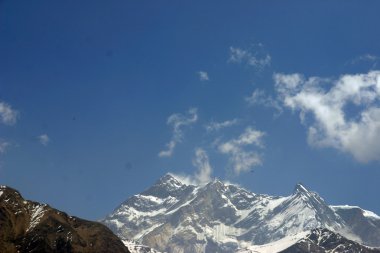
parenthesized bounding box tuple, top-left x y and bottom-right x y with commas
(102, 173, 380, 253)
(1, 173, 379, 253)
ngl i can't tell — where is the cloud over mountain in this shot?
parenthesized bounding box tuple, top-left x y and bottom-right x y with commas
(193, 148, 213, 185)
(159, 108, 198, 158)
(218, 127, 265, 174)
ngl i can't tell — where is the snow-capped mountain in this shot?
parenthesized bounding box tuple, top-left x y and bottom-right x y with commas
(102, 174, 380, 253)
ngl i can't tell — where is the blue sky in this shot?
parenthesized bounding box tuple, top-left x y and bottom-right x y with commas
(1, 0, 380, 220)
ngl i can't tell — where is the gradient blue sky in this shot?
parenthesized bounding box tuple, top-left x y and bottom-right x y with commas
(1, 0, 380, 220)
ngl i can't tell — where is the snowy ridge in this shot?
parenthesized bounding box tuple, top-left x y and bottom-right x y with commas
(363, 210, 380, 220)
(331, 205, 380, 220)
(102, 174, 380, 253)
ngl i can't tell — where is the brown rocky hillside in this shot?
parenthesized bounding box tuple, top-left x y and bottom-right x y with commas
(0, 185, 130, 253)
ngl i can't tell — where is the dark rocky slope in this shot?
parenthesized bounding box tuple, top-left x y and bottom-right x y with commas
(280, 228, 380, 253)
(0, 185, 130, 253)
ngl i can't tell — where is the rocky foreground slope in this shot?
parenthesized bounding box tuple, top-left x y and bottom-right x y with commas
(0, 185, 130, 253)
(239, 228, 380, 253)
(102, 173, 380, 253)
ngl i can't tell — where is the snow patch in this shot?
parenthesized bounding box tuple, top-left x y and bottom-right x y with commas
(238, 231, 308, 253)
(133, 223, 164, 240)
(137, 194, 166, 205)
(363, 209, 380, 220)
(108, 219, 125, 229)
(331, 205, 361, 210)
(27, 204, 46, 232)
(123, 239, 166, 253)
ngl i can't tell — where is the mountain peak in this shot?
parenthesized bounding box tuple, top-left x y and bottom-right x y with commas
(203, 178, 224, 191)
(211, 178, 223, 185)
(292, 183, 324, 204)
(0, 185, 22, 199)
(141, 173, 193, 198)
(158, 173, 193, 186)
(158, 173, 177, 182)
(0, 185, 16, 191)
(293, 183, 310, 195)
(154, 173, 182, 187)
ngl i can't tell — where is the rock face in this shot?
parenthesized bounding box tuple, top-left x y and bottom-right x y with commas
(102, 174, 380, 253)
(0, 185, 130, 253)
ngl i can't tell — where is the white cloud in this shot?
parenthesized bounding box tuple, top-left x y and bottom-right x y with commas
(274, 70, 380, 163)
(0, 101, 18, 125)
(0, 141, 10, 154)
(38, 134, 50, 146)
(193, 148, 213, 185)
(246, 89, 283, 115)
(198, 71, 209, 81)
(229, 45, 271, 70)
(158, 108, 198, 157)
(218, 127, 265, 174)
(205, 119, 239, 132)
(0, 101, 18, 157)
(274, 73, 304, 96)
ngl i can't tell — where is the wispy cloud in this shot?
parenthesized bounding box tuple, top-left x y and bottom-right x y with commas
(193, 148, 213, 185)
(245, 89, 283, 115)
(357, 54, 379, 62)
(0, 141, 10, 154)
(158, 108, 198, 158)
(205, 119, 239, 132)
(38, 134, 50, 146)
(229, 44, 271, 70)
(349, 54, 379, 68)
(218, 127, 265, 174)
(274, 70, 380, 163)
(198, 71, 209, 81)
(0, 101, 18, 125)
(0, 101, 18, 158)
